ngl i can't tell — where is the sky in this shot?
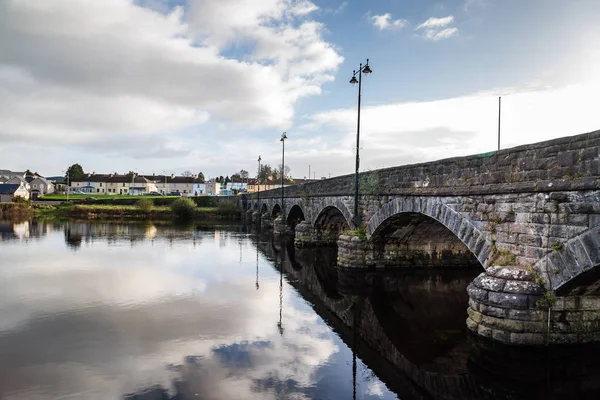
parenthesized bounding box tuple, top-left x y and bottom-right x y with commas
(1, 0, 599, 179)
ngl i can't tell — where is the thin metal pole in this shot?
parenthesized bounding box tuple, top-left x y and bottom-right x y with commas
(498, 96, 501, 151)
(282, 137, 285, 224)
(257, 156, 261, 217)
(354, 64, 362, 228)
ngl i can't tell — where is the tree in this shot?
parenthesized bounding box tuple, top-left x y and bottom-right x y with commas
(230, 173, 241, 182)
(224, 175, 231, 184)
(277, 164, 291, 179)
(125, 171, 136, 180)
(197, 172, 205, 181)
(240, 169, 249, 180)
(182, 170, 193, 177)
(271, 168, 280, 181)
(259, 164, 273, 181)
(65, 164, 85, 181)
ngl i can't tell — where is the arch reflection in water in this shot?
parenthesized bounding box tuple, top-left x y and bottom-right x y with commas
(264, 235, 600, 400)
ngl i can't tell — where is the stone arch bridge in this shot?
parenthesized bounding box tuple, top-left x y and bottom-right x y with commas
(243, 130, 600, 345)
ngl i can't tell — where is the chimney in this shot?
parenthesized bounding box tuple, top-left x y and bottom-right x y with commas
(171, 174, 175, 179)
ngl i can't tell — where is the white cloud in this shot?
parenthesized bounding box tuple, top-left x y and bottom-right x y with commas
(299, 80, 600, 175)
(416, 16, 454, 29)
(424, 27, 459, 41)
(371, 13, 407, 31)
(415, 15, 457, 40)
(0, 0, 342, 160)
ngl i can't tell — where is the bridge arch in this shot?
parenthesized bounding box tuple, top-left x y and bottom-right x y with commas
(367, 197, 493, 269)
(311, 198, 353, 228)
(286, 204, 305, 230)
(271, 203, 282, 219)
(544, 225, 600, 293)
(260, 203, 268, 215)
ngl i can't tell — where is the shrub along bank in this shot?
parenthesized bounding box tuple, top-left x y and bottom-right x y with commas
(0, 200, 34, 220)
(32, 199, 241, 221)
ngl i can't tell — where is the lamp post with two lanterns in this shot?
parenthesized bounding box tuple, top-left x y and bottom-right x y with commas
(349, 59, 372, 228)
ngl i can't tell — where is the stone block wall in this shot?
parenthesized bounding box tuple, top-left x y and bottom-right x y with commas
(249, 129, 600, 200)
(467, 265, 600, 345)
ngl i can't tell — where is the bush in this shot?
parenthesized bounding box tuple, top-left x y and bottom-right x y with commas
(14, 196, 32, 205)
(192, 196, 216, 207)
(136, 198, 153, 213)
(170, 197, 196, 219)
(217, 200, 239, 213)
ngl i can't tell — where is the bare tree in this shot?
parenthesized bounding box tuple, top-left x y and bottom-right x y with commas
(182, 170, 193, 177)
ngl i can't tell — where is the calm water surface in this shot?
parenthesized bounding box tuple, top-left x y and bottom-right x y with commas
(2, 220, 600, 400)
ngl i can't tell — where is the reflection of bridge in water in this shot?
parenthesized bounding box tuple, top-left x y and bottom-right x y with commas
(261, 235, 600, 400)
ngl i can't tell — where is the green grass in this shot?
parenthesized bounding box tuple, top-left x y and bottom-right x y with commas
(76, 204, 171, 211)
(40, 194, 178, 200)
(67, 204, 221, 213)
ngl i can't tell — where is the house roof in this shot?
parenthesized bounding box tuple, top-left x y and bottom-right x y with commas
(0, 184, 21, 195)
(143, 175, 205, 184)
(6, 176, 27, 184)
(30, 176, 51, 185)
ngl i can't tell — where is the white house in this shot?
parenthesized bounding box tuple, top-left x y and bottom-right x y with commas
(29, 176, 55, 199)
(0, 183, 30, 202)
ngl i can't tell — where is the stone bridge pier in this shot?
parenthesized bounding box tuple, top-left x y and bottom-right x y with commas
(245, 130, 600, 345)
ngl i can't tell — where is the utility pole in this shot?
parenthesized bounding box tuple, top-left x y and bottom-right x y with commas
(498, 96, 501, 151)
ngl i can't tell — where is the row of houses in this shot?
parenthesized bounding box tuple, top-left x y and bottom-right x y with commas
(0, 170, 55, 202)
(69, 174, 314, 196)
(0, 168, 317, 201)
(70, 174, 221, 196)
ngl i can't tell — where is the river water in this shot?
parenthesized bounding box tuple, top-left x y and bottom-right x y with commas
(1, 220, 600, 400)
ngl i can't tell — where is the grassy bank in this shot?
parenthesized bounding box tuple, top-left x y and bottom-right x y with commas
(40, 194, 176, 201)
(33, 201, 240, 221)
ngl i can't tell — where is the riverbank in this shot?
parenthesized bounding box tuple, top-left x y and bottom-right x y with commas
(32, 202, 241, 221)
(0, 202, 34, 220)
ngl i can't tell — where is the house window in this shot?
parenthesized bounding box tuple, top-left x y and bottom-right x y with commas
(97, 189, 100, 193)
(100, 183, 102, 187)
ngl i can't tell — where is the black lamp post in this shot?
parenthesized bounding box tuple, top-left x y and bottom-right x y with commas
(257, 155, 261, 217)
(349, 59, 372, 228)
(280, 132, 287, 227)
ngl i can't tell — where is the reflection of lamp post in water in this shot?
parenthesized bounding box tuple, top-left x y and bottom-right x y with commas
(349, 300, 361, 400)
(352, 304, 357, 400)
(277, 239, 284, 335)
(255, 235, 260, 290)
